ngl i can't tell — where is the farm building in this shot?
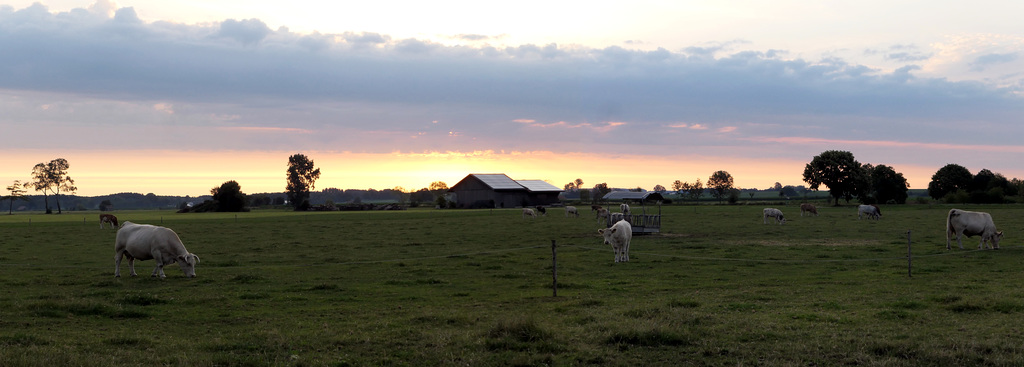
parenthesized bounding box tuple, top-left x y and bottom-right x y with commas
(601, 191, 665, 234)
(448, 174, 563, 209)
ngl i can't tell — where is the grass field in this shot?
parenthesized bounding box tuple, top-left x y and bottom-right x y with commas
(2, 204, 1024, 366)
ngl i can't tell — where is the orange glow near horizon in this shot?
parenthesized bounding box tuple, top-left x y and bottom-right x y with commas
(1, 149, 956, 197)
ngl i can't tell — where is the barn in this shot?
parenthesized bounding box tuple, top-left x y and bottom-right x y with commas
(448, 174, 563, 209)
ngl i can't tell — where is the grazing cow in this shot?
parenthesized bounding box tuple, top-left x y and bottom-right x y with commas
(565, 206, 579, 218)
(763, 208, 786, 224)
(114, 222, 200, 278)
(534, 206, 547, 216)
(99, 214, 119, 229)
(609, 212, 626, 225)
(598, 219, 632, 263)
(522, 208, 537, 219)
(946, 209, 1003, 250)
(595, 208, 609, 222)
(620, 203, 631, 216)
(858, 205, 881, 220)
(799, 204, 818, 217)
(591, 205, 603, 212)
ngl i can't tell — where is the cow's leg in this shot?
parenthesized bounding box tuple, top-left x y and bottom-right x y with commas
(114, 251, 123, 277)
(956, 231, 965, 250)
(127, 256, 138, 277)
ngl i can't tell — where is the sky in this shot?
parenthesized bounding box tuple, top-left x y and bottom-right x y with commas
(1, 0, 1023, 197)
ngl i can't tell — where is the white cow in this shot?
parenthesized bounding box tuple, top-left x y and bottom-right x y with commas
(595, 207, 609, 222)
(114, 222, 200, 278)
(599, 220, 632, 263)
(565, 206, 579, 218)
(946, 209, 1003, 250)
(799, 203, 818, 217)
(522, 208, 537, 219)
(763, 208, 786, 224)
(858, 205, 881, 220)
(620, 203, 631, 216)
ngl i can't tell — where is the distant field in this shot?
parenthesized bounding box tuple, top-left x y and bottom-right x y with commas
(2, 204, 1023, 366)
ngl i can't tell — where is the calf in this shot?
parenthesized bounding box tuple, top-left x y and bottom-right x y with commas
(534, 206, 547, 216)
(565, 206, 579, 218)
(799, 203, 818, 217)
(947, 209, 1003, 250)
(599, 220, 632, 263)
(595, 207, 609, 222)
(858, 205, 881, 220)
(99, 214, 119, 229)
(763, 208, 786, 224)
(522, 208, 537, 219)
(620, 203, 631, 216)
(591, 205, 603, 212)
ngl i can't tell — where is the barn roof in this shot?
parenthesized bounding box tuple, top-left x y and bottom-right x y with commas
(602, 191, 666, 202)
(451, 174, 563, 193)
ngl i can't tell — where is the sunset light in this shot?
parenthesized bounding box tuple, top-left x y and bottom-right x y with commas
(1, 1, 1022, 198)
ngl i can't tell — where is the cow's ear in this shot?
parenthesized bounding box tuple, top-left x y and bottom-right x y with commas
(610, 228, 617, 234)
(597, 229, 604, 234)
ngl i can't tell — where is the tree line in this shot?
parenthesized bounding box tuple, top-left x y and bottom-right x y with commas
(6, 151, 1024, 213)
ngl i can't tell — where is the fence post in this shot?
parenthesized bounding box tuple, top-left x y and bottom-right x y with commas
(551, 240, 558, 297)
(907, 230, 912, 278)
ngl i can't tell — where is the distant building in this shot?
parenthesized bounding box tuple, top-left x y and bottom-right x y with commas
(448, 174, 563, 209)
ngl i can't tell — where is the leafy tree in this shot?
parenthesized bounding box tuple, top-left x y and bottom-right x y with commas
(707, 170, 734, 203)
(682, 179, 704, 201)
(30, 158, 77, 214)
(866, 164, 909, 204)
(592, 183, 610, 203)
(99, 199, 113, 211)
(3, 180, 29, 214)
(780, 185, 799, 198)
(672, 180, 684, 193)
(802, 150, 862, 205)
(211, 180, 248, 212)
(773, 182, 783, 191)
(927, 164, 972, 200)
(653, 184, 666, 192)
(286, 154, 321, 211)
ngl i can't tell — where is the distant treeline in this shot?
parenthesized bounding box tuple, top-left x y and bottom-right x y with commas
(9, 188, 412, 212)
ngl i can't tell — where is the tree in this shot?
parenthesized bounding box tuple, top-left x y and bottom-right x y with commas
(3, 180, 29, 214)
(672, 180, 684, 193)
(592, 183, 610, 203)
(211, 180, 248, 212)
(707, 170, 734, 203)
(682, 179, 704, 201)
(773, 182, 783, 191)
(30, 158, 77, 214)
(866, 164, 909, 204)
(653, 184, 666, 192)
(802, 150, 862, 205)
(927, 164, 972, 200)
(286, 154, 321, 211)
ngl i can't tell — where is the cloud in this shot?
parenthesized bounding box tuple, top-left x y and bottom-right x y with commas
(0, 2, 1020, 164)
(970, 52, 1019, 72)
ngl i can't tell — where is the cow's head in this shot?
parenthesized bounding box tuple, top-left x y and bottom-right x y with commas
(992, 231, 1004, 248)
(598, 228, 618, 245)
(177, 253, 201, 278)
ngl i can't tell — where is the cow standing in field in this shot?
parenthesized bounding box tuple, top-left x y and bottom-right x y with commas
(535, 206, 547, 216)
(947, 209, 1004, 250)
(620, 203, 631, 216)
(114, 222, 200, 278)
(800, 204, 818, 217)
(565, 206, 579, 218)
(763, 208, 786, 224)
(599, 220, 632, 263)
(595, 208, 609, 222)
(858, 205, 881, 220)
(591, 205, 603, 213)
(99, 214, 119, 229)
(522, 208, 537, 219)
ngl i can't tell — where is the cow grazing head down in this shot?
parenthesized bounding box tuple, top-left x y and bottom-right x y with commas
(177, 253, 201, 278)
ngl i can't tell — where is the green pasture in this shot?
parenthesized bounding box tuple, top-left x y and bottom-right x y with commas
(2, 204, 1023, 366)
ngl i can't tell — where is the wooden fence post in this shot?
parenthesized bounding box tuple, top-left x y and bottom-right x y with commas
(907, 230, 912, 278)
(551, 240, 558, 297)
